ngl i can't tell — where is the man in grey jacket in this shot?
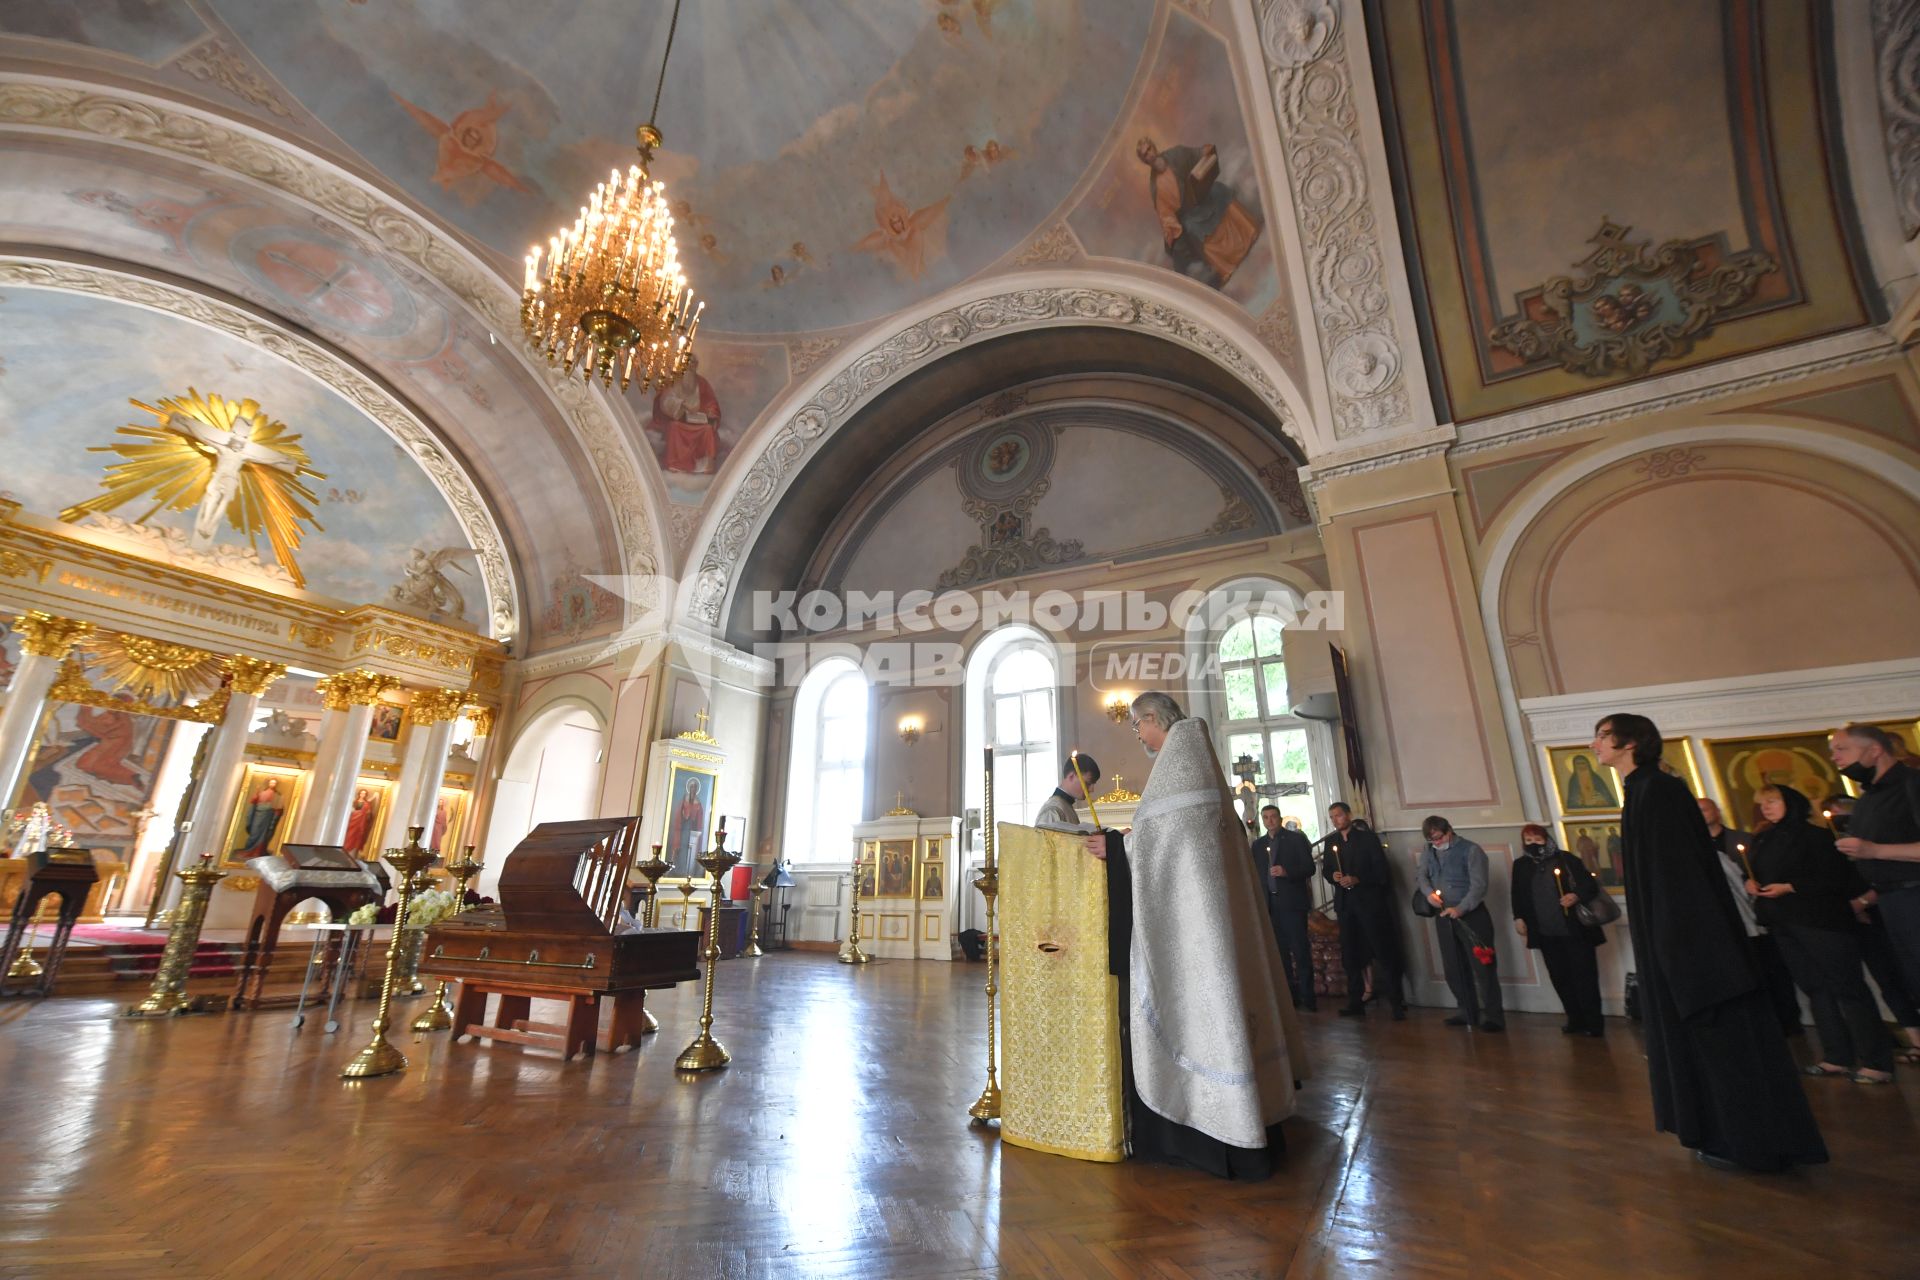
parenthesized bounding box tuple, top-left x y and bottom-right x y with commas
(1417, 815, 1505, 1031)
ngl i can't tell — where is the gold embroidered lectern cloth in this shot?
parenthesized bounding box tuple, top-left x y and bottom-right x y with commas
(996, 822, 1124, 1162)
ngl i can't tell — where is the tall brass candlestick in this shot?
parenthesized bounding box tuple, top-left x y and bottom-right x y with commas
(637, 843, 672, 929)
(744, 877, 767, 958)
(341, 827, 434, 1080)
(124, 854, 225, 1018)
(413, 845, 483, 1033)
(675, 827, 741, 1071)
(839, 846, 872, 965)
(969, 745, 1002, 1125)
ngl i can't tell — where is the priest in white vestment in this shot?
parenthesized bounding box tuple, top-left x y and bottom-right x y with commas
(1092, 691, 1307, 1178)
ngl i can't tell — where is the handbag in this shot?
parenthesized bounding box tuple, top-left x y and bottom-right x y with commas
(1410, 886, 1438, 918)
(1573, 891, 1621, 928)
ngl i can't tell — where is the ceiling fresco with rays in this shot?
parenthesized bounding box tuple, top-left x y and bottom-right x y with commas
(0, 286, 477, 621)
(0, 0, 1301, 585)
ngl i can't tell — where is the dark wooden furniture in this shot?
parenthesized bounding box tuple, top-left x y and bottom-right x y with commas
(233, 844, 382, 1010)
(421, 817, 701, 1061)
(0, 850, 99, 997)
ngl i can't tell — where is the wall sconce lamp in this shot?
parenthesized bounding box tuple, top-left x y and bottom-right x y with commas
(1105, 693, 1133, 723)
(898, 715, 924, 746)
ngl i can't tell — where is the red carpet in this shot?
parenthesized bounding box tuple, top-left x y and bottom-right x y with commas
(68, 924, 182, 947)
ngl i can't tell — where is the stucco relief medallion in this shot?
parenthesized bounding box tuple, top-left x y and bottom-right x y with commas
(1260, 0, 1339, 69)
(1328, 332, 1400, 399)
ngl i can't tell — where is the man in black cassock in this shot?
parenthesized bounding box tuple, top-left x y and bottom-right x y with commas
(1322, 802, 1407, 1019)
(1594, 713, 1826, 1173)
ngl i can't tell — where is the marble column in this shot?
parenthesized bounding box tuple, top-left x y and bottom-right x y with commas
(387, 689, 468, 852)
(0, 612, 92, 812)
(289, 671, 402, 845)
(158, 656, 285, 913)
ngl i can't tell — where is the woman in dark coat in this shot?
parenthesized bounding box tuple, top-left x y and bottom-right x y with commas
(1594, 713, 1826, 1173)
(1509, 823, 1607, 1036)
(1747, 785, 1894, 1083)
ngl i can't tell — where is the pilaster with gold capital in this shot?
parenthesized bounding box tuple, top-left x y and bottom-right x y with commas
(406, 687, 469, 726)
(223, 655, 286, 697)
(320, 669, 402, 710)
(14, 611, 93, 659)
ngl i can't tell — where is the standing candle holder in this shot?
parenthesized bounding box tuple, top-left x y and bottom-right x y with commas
(677, 880, 697, 932)
(637, 844, 672, 929)
(969, 746, 1002, 1124)
(412, 845, 483, 1033)
(838, 848, 871, 965)
(6, 898, 52, 981)
(675, 826, 741, 1071)
(124, 854, 225, 1018)
(341, 827, 435, 1080)
(743, 876, 767, 958)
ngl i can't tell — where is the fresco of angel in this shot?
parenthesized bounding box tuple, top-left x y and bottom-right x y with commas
(58, 388, 326, 586)
(392, 90, 532, 202)
(852, 172, 951, 283)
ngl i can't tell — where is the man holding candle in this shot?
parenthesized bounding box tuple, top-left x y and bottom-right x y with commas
(1322, 801, 1407, 1020)
(1416, 815, 1505, 1032)
(1254, 803, 1318, 1012)
(1596, 712, 1825, 1174)
(1699, 797, 1802, 1037)
(1035, 754, 1101, 834)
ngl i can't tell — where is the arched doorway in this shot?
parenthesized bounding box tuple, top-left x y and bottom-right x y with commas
(478, 701, 605, 897)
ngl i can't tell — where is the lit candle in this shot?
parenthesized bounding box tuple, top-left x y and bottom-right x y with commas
(1736, 842, 1754, 881)
(1553, 865, 1570, 914)
(1069, 750, 1103, 832)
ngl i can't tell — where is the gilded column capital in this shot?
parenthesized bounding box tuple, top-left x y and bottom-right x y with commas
(223, 656, 286, 697)
(14, 611, 93, 659)
(406, 687, 469, 726)
(467, 705, 496, 738)
(321, 669, 403, 710)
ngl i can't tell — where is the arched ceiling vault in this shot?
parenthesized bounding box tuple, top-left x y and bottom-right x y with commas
(718, 323, 1303, 645)
(0, 73, 672, 648)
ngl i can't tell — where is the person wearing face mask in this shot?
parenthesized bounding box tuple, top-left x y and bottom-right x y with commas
(1509, 823, 1607, 1036)
(1594, 712, 1825, 1174)
(1699, 797, 1803, 1037)
(1830, 723, 1920, 1004)
(1746, 785, 1894, 1084)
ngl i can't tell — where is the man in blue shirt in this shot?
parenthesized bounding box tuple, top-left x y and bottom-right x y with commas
(1417, 815, 1505, 1031)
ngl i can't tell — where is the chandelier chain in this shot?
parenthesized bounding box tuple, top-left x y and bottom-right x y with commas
(649, 0, 684, 130)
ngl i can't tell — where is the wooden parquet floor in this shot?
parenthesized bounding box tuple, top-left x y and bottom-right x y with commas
(1, 954, 1916, 1279)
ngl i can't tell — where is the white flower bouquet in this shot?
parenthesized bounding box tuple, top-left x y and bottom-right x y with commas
(405, 888, 457, 929)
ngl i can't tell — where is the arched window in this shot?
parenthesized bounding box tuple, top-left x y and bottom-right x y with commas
(964, 627, 1060, 831)
(1216, 613, 1320, 839)
(784, 660, 871, 864)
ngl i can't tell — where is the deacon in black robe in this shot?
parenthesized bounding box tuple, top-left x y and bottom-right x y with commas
(1619, 763, 1827, 1172)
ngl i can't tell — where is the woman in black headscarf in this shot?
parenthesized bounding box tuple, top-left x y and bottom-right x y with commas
(1747, 784, 1894, 1083)
(1510, 823, 1607, 1036)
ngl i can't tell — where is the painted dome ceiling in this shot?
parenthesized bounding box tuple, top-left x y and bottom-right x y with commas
(209, 0, 1159, 337)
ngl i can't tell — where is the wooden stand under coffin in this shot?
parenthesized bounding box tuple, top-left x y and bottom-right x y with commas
(421, 817, 701, 1061)
(995, 822, 1125, 1162)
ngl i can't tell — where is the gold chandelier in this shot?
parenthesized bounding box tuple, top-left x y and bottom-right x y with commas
(521, 0, 702, 392)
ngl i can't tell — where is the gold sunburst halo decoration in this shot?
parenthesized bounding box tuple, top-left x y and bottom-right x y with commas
(58, 388, 326, 587)
(86, 631, 225, 706)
